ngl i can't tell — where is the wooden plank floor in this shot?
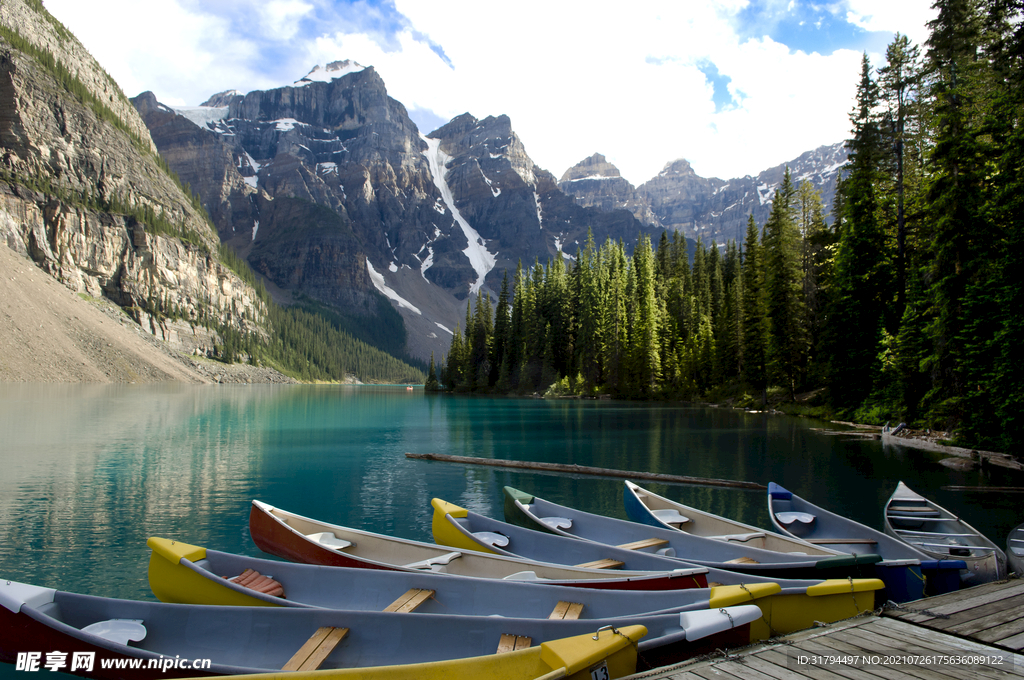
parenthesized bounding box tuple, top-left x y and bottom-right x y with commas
(884, 579, 1024, 652)
(628, 579, 1024, 680)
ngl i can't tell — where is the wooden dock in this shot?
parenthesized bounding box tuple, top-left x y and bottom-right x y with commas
(629, 578, 1024, 679)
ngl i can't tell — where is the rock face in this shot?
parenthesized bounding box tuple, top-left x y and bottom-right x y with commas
(140, 73, 664, 361)
(558, 153, 660, 227)
(560, 144, 847, 245)
(0, 0, 267, 350)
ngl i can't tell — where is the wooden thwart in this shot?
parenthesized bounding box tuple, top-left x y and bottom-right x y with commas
(724, 556, 760, 565)
(616, 537, 669, 551)
(574, 558, 624, 570)
(497, 634, 532, 653)
(383, 588, 435, 613)
(549, 601, 584, 620)
(283, 626, 349, 671)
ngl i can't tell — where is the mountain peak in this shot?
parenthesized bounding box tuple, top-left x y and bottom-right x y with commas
(658, 159, 697, 177)
(560, 153, 622, 183)
(292, 60, 367, 87)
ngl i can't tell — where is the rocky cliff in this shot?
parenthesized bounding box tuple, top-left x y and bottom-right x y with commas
(140, 69, 664, 361)
(560, 144, 847, 245)
(0, 0, 267, 354)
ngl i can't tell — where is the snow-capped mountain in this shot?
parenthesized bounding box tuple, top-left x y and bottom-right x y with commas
(133, 65, 657, 362)
(561, 143, 847, 245)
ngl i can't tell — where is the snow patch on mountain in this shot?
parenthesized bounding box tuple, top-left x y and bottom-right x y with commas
(293, 61, 366, 87)
(366, 260, 421, 314)
(173, 106, 229, 128)
(422, 134, 497, 295)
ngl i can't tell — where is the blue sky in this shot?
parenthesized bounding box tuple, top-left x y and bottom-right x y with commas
(46, 0, 936, 182)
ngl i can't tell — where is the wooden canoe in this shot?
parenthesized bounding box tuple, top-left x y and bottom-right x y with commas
(501, 485, 880, 581)
(1008, 523, 1024, 577)
(623, 480, 840, 555)
(768, 482, 965, 601)
(883, 481, 1007, 584)
(0, 578, 764, 679)
(248, 500, 709, 591)
(431, 497, 884, 642)
(148, 536, 766, 619)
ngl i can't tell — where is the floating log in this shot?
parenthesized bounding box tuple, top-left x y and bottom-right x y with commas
(405, 453, 766, 490)
(941, 485, 1024, 493)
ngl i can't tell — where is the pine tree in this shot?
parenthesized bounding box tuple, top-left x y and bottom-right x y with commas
(741, 215, 769, 404)
(763, 169, 806, 400)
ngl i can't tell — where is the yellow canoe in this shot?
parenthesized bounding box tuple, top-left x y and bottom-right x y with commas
(176, 623, 646, 680)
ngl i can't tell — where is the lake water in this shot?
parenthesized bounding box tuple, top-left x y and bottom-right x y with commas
(1, 383, 1021, 674)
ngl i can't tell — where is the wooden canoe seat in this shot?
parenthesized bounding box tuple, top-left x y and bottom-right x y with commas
(724, 556, 760, 564)
(383, 588, 435, 613)
(306, 532, 354, 551)
(548, 601, 584, 620)
(888, 505, 940, 516)
(651, 508, 690, 525)
(283, 626, 349, 671)
(806, 538, 877, 544)
(574, 558, 624, 569)
(616, 537, 670, 551)
(227, 569, 285, 598)
(497, 634, 532, 653)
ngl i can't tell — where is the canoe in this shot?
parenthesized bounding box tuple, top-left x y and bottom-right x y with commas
(883, 481, 1007, 584)
(623, 480, 840, 556)
(431, 497, 884, 641)
(502, 485, 880, 581)
(149, 536, 774, 619)
(248, 500, 709, 591)
(0, 578, 763, 679)
(1008, 523, 1024, 577)
(768, 482, 965, 600)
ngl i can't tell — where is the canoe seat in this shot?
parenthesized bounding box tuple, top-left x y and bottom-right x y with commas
(616, 537, 670, 551)
(775, 512, 815, 526)
(712, 532, 766, 544)
(540, 517, 573, 530)
(226, 569, 285, 598)
(502, 571, 541, 581)
(283, 626, 349, 671)
(383, 588, 435, 613)
(888, 505, 941, 516)
(497, 634, 532, 653)
(306, 532, 354, 551)
(548, 601, 584, 620)
(403, 551, 462, 572)
(472, 531, 510, 548)
(1011, 547, 1024, 557)
(724, 556, 760, 565)
(81, 619, 146, 645)
(574, 558, 625, 570)
(651, 509, 690, 526)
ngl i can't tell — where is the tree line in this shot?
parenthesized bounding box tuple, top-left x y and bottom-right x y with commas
(433, 0, 1024, 453)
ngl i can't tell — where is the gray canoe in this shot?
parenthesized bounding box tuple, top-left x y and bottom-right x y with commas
(1008, 523, 1024, 577)
(148, 536, 749, 619)
(0, 578, 759, 679)
(884, 481, 1007, 584)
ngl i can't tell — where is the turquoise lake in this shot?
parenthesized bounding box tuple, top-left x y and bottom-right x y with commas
(1, 383, 1019, 599)
(0, 383, 1021, 676)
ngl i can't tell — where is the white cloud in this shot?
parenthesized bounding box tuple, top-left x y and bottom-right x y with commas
(44, 0, 936, 182)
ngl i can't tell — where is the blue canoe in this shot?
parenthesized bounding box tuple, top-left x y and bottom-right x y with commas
(768, 482, 965, 600)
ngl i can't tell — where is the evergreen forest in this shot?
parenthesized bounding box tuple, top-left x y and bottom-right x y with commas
(434, 0, 1024, 454)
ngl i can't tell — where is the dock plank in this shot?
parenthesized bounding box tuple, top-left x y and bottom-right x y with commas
(887, 581, 1024, 618)
(944, 601, 1024, 639)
